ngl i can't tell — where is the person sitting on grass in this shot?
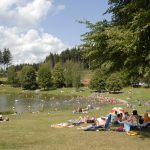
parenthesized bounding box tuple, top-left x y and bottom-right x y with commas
(144, 113, 150, 122)
(122, 112, 129, 121)
(111, 111, 118, 125)
(123, 110, 139, 132)
(126, 110, 139, 125)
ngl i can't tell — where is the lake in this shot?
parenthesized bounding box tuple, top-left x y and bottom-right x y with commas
(0, 92, 99, 113)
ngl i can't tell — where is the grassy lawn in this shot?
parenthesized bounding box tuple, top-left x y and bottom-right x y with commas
(0, 105, 150, 150)
(0, 85, 150, 106)
(106, 87, 150, 104)
(0, 85, 92, 97)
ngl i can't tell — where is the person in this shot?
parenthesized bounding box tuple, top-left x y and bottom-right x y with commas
(0, 115, 9, 122)
(116, 113, 123, 124)
(139, 116, 144, 124)
(144, 113, 150, 122)
(126, 110, 139, 125)
(122, 112, 129, 121)
(78, 114, 111, 131)
(111, 111, 118, 124)
(77, 107, 82, 113)
(123, 110, 139, 132)
(0, 115, 3, 121)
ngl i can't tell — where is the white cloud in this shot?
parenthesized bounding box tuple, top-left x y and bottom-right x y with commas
(16, 0, 53, 28)
(0, 26, 67, 65)
(0, 0, 66, 28)
(0, 0, 53, 28)
(0, 0, 68, 64)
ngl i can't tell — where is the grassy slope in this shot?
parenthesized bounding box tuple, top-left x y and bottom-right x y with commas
(0, 105, 150, 150)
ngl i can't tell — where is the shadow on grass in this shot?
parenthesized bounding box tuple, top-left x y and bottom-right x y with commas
(139, 128, 150, 139)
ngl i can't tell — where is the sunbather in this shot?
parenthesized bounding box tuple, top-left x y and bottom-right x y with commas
(0, 115, 3, 121)
(0, 115, 9, 122)
(78, 114, 111, 131)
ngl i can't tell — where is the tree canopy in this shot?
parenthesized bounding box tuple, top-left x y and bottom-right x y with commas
(20, 66, 37, 90)
(81, 0, 150, 85)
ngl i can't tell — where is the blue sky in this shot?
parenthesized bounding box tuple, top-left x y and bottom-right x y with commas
(42, 0, 111, 46)
(0, 0, 111, 64)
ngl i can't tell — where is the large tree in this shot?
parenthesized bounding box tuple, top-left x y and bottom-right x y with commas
(72, 63, 82, 90)
(81, 0, 150, 84)
(52, 63, 64, 88)
(108, 0, 150, 70)
(89, 68, 107, 92)
(38, 64, 52, 90)
(20, 66, 37, 90)
(63, 61, 74, 87)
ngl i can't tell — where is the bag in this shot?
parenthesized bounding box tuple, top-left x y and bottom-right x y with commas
(116, 126, 124, 132)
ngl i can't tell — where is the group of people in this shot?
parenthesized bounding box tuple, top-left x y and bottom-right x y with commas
(111, 110, 150, 126)
(76, 109, 150, 131)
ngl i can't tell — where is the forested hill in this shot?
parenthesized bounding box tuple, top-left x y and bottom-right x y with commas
(44, 47, 89, 69)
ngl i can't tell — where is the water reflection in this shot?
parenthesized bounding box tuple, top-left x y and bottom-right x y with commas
(0, 93, 106, 113)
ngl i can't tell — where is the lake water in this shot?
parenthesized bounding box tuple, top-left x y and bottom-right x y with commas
(0, 93, 99, 113)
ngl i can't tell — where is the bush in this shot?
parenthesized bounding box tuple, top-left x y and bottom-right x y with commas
(106, 73, 123, 93)
(89, 69, 106, 92)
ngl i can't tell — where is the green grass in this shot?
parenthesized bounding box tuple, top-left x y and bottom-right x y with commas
(0, 85, 150, 101)
(0, 105, 150, 150)
(0, 85, 92, 97)
(106, 87, 150, 104)
(40, 87, 91, 97)
(0, 85, 21, 93)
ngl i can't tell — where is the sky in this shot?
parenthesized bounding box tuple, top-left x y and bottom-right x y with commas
(0, 0, 111, 65)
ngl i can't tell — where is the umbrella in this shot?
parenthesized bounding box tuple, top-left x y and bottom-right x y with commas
(111, 107, 125, 114)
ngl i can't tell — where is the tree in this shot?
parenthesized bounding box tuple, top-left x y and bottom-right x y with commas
(38, 64, 52, 90)
(106, 73, 123, 93)
(89, 69, 106, 92)
(81, 0, 150, 84)
(72, 63, 82, 90)
(44, 53, 55, 69)
(52, 63, 64, 88)
(7, 66, 19, 87)
(106, 0, 150, 78)
(63, 61, 74, 87)
(20, 66, 37, 90)
(81, 20, 110, 70)
(3, 48, 12, 70)
(143, 67, 150, 87)
(0, 50, 3, 67)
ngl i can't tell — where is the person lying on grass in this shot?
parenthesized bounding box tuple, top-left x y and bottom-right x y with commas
(77, 114, 111, 131)
(0, 115, 9, 122)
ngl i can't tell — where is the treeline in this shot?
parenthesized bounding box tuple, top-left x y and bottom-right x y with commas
(1, 47, 86, 90)
(11, 47, 88, 73)
(7, 61, 82, 90)
(81, 0, 150, 92)
(44, 47, 88, 69)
